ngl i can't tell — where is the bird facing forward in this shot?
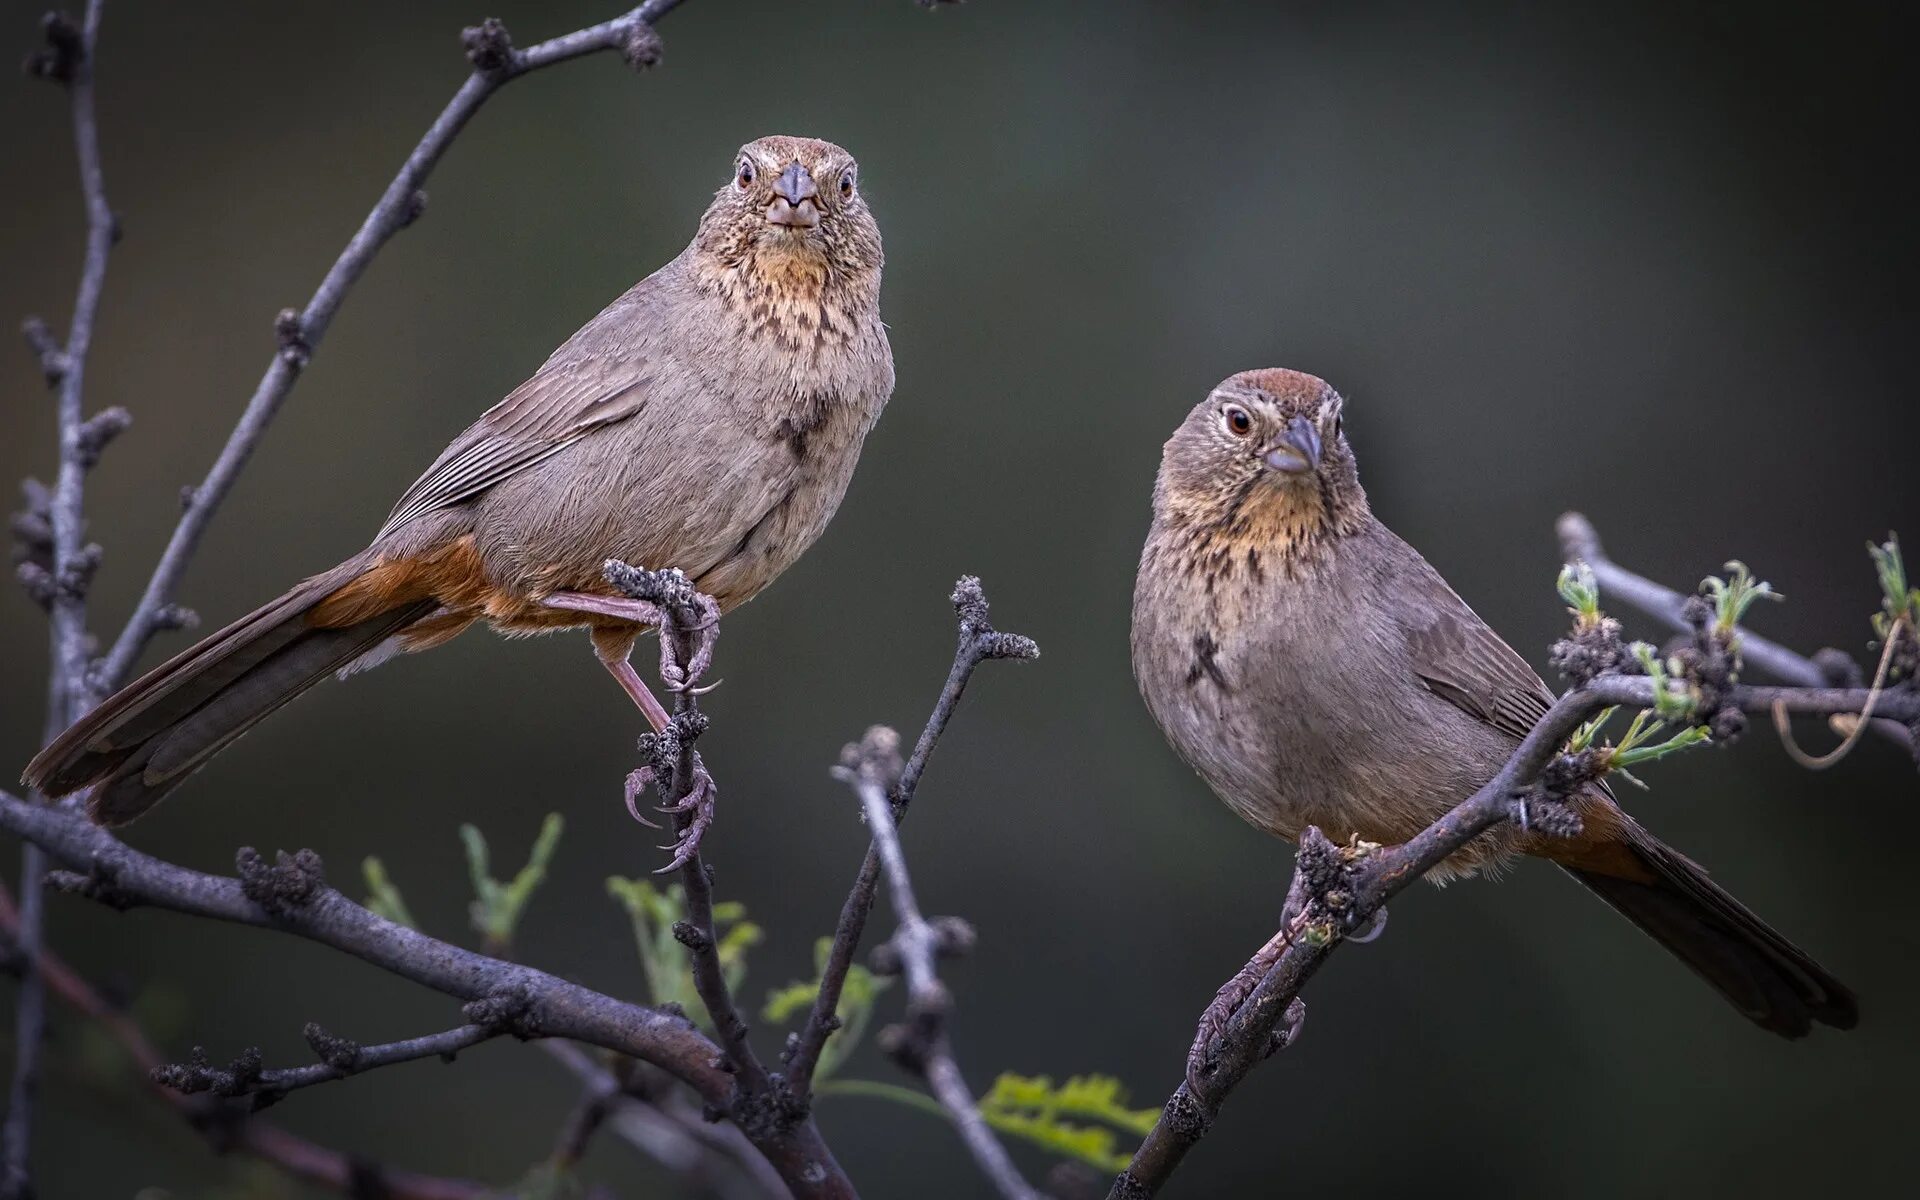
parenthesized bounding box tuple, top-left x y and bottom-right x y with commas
(1131, 368, 1855, 1037)
(27, 135, 893, 864)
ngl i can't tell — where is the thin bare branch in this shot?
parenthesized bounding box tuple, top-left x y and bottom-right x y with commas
(542, 1042, 790, 1200)
(0, 880, 492, 1200)
(97, 1, 687, 693)
(787, 577, 1036, 1098)
(838, 728, 1038, 1200)
(7, 5, 116, 1194)
(151, 1021, 501, 1104)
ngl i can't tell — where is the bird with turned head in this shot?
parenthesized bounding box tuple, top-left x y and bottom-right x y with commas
(1132, 367, 1856, 1039)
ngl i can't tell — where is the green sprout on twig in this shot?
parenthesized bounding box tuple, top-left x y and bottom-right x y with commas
(463, 814, 565, 952)
(1557, 561, 1603, 627)
(359, 856, 416, 929)
(606, 876, 760, 1030)
(1869, 533, 1917, 644)
(819, 1073, 1158, 1174)
(1631, 641, 1696, 720)
(1700, 560, 1781, 642)
(1565, 700, 1710, 790)
(764, 938, 891, 1082)
(1601, 708, 1711, 789)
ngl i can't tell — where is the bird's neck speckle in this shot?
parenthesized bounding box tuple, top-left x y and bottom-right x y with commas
(1153, 476, 1370, 592)
(691, 239, 881, 355)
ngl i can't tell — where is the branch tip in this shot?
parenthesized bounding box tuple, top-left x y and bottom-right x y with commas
(302, 1022, 361, 1072)
(22, 11, 83, 84)
(235, 847, 326, 914)
(622, 20, 664, 70)
(461, 17, 517, 74)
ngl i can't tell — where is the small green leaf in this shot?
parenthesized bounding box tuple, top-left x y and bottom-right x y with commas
(819, 1073, 1159, 1174)
(762, 938, 893, 1081)
(608, 876, 757, 1033)
(1610, 724, 1711, 769)
(1558, 562, 1601, 623)
(360, 856, 416, 929)
(1699, 560, 1781, 640)
(1868, 533, 1918, 643)
(1631, 642, 1695, 719)
(1565, 707, 1617, 754)
(463, 815, 564, 950)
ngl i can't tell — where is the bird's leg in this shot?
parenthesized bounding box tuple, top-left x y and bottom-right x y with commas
(545, 590, 721, 695)
(582, 628, 673, 734)
(562, 596, 722, 870)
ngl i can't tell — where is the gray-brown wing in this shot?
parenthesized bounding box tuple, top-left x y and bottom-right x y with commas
(1404, 583, 1558, 746)
(375, 354, 651, 542)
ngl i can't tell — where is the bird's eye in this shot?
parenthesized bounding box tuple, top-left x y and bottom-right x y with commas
(1222, 405, 1253, 437)
(839, 169, 856, 198)
(1333, 414, 1344, 438)
(736, 159, 756, 189)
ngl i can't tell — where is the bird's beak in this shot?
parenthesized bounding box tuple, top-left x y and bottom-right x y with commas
(765, 163, 820, 230)
(1263, 416, 1322, 475)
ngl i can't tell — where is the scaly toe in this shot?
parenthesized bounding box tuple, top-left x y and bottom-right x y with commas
(623, 768, 662, 829)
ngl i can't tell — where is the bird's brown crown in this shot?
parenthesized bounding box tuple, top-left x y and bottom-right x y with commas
(1152, 368, 1369, 568)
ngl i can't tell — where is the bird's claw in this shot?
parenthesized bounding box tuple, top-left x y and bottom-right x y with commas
(657, 596, 721, 693)
(1185, 925, 1299, 1094)
(653, 760, 717, 875)
(623, 767, 662, 829)
(1345, 905, 1388, 944)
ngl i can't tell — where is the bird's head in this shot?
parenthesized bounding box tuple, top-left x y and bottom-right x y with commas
(694, 135, 881, 277)
(1155, 368, 1368, 548)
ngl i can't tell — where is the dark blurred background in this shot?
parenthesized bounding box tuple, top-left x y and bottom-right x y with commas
(4, 1, 1915, 1196)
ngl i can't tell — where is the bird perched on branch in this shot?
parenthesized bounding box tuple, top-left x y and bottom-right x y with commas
(1131, 367, 1856, 1037)
(27, 135, 893, 864)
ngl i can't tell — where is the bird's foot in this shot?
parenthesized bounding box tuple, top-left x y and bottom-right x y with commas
(1186, 925, 1304, 1094)
(622, 766, 662, 829)
(656, 593, 721, 694)
(654, 754, 717, 875)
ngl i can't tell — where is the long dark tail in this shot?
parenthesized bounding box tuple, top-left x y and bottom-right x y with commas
(1564, 826, 1857, 1038)
(23, 554, 433, 826)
